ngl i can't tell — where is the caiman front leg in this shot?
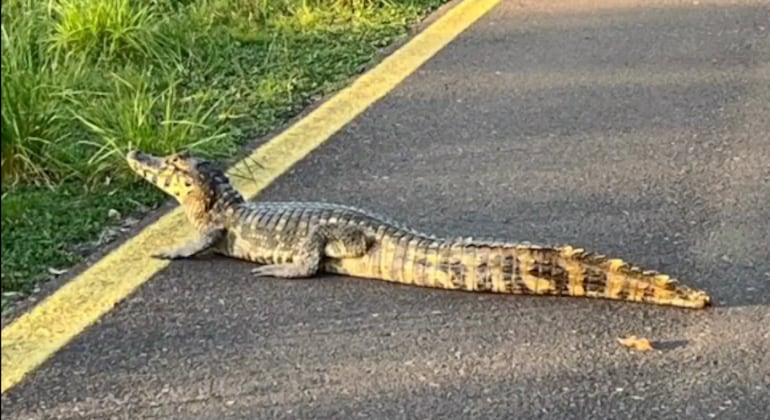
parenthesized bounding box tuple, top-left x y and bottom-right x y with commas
(251, 224, 373, 278)
(152, 228, 225, 260)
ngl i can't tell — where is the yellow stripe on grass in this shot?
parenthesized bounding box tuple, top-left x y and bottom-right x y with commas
(0, 0, 503, 394)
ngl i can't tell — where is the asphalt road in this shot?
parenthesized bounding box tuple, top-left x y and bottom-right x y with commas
(4, 0, 770, 418)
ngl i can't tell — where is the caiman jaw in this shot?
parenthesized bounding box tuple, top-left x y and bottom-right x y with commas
(125, 150, 197, 200)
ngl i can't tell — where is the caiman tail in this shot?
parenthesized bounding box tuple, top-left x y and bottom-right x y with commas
(325, 235, 711, 309)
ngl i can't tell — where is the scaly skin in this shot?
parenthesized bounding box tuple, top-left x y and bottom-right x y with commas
(126, 150, 712, 309)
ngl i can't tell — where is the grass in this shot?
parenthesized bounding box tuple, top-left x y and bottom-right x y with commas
(1, 0, 447, 310)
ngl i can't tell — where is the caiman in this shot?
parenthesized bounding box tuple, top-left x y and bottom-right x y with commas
(126, 150, 711, 309)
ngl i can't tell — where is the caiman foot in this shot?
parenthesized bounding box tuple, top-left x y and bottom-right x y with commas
(152, 251, 185, 260)
(251, 264, 316, 279)
(151, 229, 224, 260)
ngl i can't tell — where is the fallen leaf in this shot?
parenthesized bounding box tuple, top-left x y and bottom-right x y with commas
(122, 217, 140, 228)
(617, 335, 654, 351)
(96, 227, 120, 245)
(48, 267, 68, 276)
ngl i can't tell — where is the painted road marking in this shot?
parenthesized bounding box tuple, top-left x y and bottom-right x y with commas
(0, 0, 503, 395)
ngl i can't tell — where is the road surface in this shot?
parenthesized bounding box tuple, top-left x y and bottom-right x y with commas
(3, 0, 769, 418)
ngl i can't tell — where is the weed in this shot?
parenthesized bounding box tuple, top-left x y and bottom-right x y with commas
(48, 0, 184, 68)
(66, 71, 237, 184)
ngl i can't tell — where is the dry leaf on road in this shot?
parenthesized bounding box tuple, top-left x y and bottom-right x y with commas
(617, 335, 654, 351)
(47, 267, 68, 276)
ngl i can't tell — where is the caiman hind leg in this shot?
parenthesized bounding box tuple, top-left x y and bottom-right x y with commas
(251, 224, 374, 278)
(321, 223, 374, 258)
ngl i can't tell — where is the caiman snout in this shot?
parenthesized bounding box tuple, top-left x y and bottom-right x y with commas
(126, 150, 143, 166)
(126, 150, 163, 171)
(126, 150, 151, 163)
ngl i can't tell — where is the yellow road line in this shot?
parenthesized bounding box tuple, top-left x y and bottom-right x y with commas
(0, 0, 503, 395)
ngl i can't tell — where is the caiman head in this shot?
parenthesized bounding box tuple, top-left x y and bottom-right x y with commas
(126, 150, 244, 228)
